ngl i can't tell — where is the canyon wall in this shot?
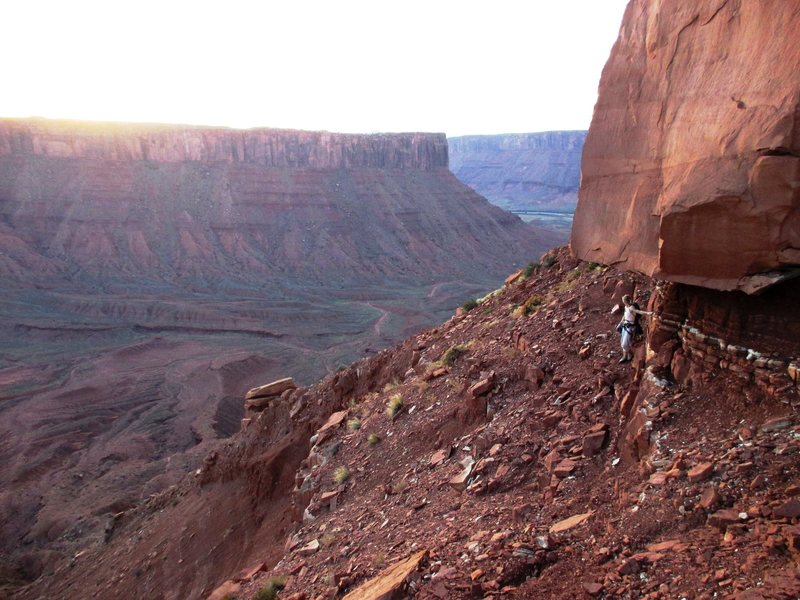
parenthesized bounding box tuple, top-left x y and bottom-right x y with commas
(0, 119, 551, 287)
(448, 131, 585, 213)
(572, 0, 800, 293)
(0, 119, 448, 169)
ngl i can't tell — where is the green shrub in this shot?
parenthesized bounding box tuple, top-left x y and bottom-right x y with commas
(334, 466, 350, 484)
(523, 261, 539, 278)
(461, 298, 479, 312)
(367, 433, 380, 445)
(347, 417, 361, 431)
(253, 576, 286, 600)
(386, 394, 403, 418)
(442, 344, 468, 366)
(587, 261, 602, 271)
(542, 254, 557, 268)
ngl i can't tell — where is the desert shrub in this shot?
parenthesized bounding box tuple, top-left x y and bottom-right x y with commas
(587, 261, 602, 271)
(253, 576, 286, 600)
(542, 254, 557, 268)
(347, 417, 361, 431)
(461, 298, 479, 312)
(442, 344, 468, 366)
(334, 466, 350, 484)
(392, 479, 409, 494)
(513, 294, 545, 318)
(367, 433, 380, 445)
(386, 394, 403, 418)
(523, 261, 539, 278)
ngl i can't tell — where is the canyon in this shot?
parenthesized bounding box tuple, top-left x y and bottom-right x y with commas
(0, 120, 555, 593)
(449, 131, 585, 241)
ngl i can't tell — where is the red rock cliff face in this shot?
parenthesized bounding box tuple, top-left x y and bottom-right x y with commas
(0, 118, 549, 287)
(0, 119, 449, 169)
(572, 0, 800, 293)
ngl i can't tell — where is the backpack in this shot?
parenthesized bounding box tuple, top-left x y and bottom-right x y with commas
(633, 302, 644, 336)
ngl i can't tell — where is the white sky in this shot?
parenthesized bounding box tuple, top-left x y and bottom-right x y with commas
(1, 0, 629, 136)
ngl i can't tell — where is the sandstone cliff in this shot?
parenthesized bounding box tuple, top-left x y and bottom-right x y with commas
(449, 131, 585, 213)
(572, 0, 800, 293)
(0, 119, 557, 287)
(0, 119, 448, 168)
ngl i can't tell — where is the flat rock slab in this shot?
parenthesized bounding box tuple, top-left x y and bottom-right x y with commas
(549, 511, 593, 534)
(687, 462, 714, 483)
(207, 580, 241, 600)
(246, 377, 296, 400)
(774, 499, 800, 519)
(318, 410, 349, 434)
(342, 550, 428, 600)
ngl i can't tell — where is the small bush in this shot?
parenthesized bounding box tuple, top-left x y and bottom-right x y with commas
(461, 298, 479, 312)
(442, 344, 468, 366)
(523, 261, 539, 278)
(334, 466, 350, 484)
(513, 294, 545, 318)
(587, 261, 602, 271)
(254, 576, 286, 600)
(386, 394, 403, 418)
(367, 433, 381, 445)
(392, 479, 409, 494)
(347, 417, 361, 431)
(542, 254, 557, 268)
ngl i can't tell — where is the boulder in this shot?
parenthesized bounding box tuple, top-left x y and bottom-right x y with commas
(245, 377, 297, 400)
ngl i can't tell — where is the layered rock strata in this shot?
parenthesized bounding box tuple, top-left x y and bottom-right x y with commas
(449, 131, 585, 213)
(572, 0, 800, 292)
(1, 119, 550, 286)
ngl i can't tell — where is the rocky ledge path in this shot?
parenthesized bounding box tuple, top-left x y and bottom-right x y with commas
(227, 247, 799, 599)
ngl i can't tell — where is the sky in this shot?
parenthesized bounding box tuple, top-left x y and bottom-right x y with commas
(1, 0, 629, 136)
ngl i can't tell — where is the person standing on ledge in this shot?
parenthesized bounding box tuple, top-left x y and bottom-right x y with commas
(617, 294, 650, 363)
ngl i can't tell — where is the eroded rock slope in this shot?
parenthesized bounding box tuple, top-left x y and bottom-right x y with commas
(15, 248, 799, 599)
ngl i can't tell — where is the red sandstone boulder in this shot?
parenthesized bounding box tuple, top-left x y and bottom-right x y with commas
(245, 377, 297, 400)
(572, 0, 800, 293)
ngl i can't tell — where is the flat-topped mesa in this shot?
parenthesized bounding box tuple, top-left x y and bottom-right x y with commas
(571, 0, 800, 293)
(0, 119, 449, 169)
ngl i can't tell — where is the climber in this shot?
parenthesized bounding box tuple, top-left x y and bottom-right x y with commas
(616, 294, 650, 363)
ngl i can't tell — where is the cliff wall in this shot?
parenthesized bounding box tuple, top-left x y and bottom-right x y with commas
(448, 131, 585, 213)
(0, 119, 448, 169)
(571, 0, 800, 293)
(0, 119, 551, 287)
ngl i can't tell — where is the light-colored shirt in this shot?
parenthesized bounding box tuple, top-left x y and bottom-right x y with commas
(623, 304, 637, 323)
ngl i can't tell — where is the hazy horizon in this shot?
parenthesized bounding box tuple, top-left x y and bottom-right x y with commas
(2, 1, 629, 136)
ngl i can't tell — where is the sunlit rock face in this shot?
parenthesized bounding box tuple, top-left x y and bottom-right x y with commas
(572, 0, 800, 293)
